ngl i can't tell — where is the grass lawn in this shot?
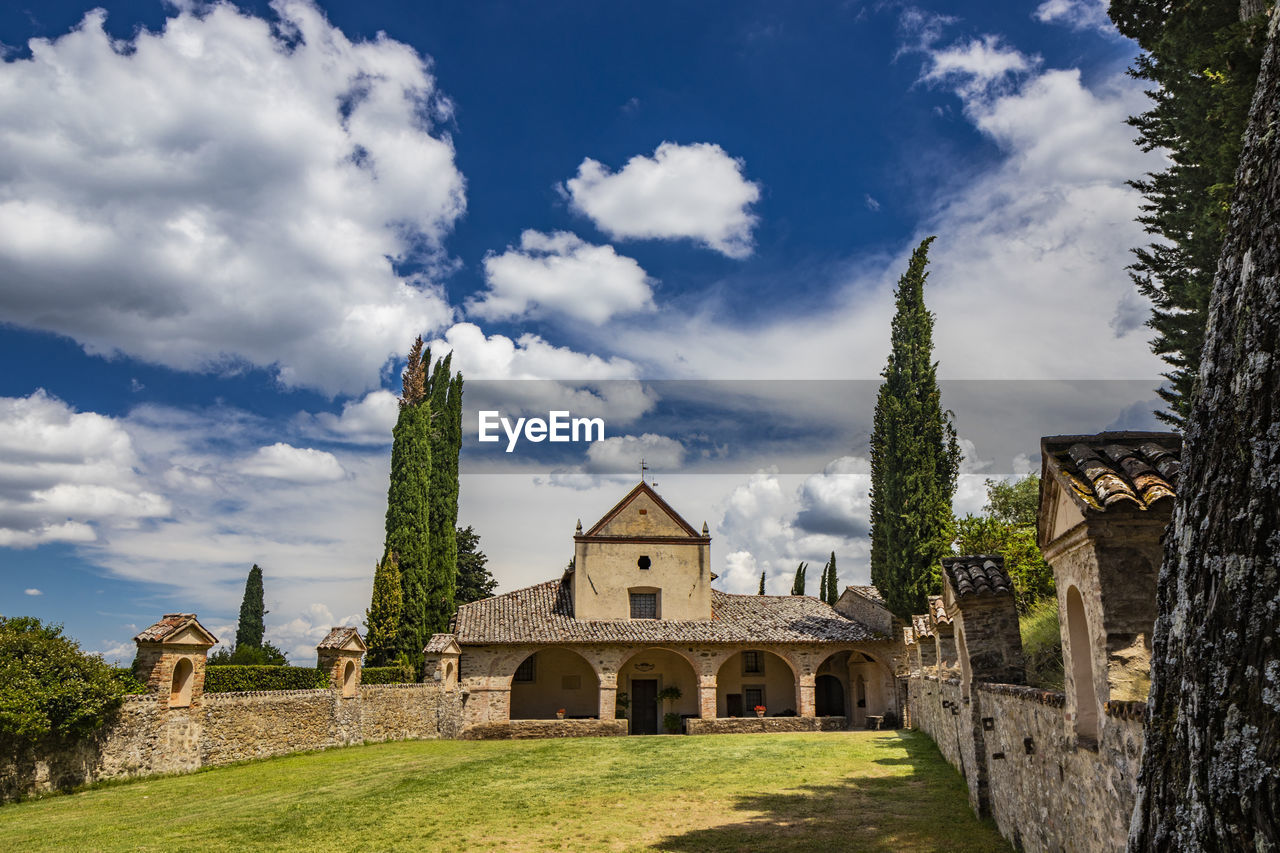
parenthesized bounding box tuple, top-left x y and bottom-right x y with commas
(0, 730, 1010, 852)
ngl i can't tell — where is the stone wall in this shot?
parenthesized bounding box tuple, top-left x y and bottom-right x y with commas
(685, 716, 847, 735)
(460, 719, 629, 739)
(908, 674, 1144, 852)
(0, 682, 462, 802)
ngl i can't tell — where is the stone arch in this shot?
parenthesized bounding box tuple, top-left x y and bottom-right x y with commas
(169, 657, 193, 708)
(840, 649, 896, 727)
(341, 660, 357, 697)
(1065, 585, 1099, 743)
(617, 647, 699, 734)
(509, 646, 601, 720)
(715, 649, 798, 718)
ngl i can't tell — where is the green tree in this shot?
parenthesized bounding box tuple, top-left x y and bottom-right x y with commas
(790, 562, 807, 596)
(0, 617, 131, 744)
(954, 480, 1054, 615)
(425, 356, 464, 634)
(208, 641, 287, 666)
(869, 237, 961, 620)
(234, 564, 266, 650)
(455, 525, 497, 604)
(825, 552, 838, 604)
(384, 337, 434, 664)
(758, 570, 766, 595)
(365, 553, 402, 666)
(1109, 0, 1271, 425)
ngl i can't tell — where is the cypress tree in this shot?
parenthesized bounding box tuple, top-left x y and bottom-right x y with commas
(757, 571, 766, 595)
(790, 562, 807, 596)
(384, 338, 433, 664)
(825, 552, 838, 604)
(365, 553, 402, 667)
(234, 564, 266, 649)
(425, 355, 463, 634)
(817, 561, 829, 603)
(1109, 0, 1270, 425)
(869, 237, 961, 620)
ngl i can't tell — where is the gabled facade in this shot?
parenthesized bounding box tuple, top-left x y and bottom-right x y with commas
(450, 482, 901, 735)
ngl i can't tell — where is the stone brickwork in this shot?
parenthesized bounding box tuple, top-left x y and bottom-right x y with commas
(685, 716, 847, 735)
(0, 681, 462, 803)
(907, 674, 1143, 852)
(460, 719, 629, 739)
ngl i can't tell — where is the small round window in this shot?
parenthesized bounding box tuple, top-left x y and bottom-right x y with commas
(637, 555, 651, 570)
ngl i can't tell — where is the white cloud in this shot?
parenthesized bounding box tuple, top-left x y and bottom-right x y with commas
(297, 390, 400, 446)
(238, 443, 347, 484)
(24, 588, 42, 596)
(0, 390, 170, 547)
(1034, 0, 1113, 33)
(921, 35, 1036, 97)
(0, 1, 464, 395)
(585, 434, 685, 474)
(565, 142, 760, 258)
(472, 230, 654, 324)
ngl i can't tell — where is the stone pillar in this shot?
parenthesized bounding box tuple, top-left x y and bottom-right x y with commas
(423, 634, 461, 691)
(798, 673, 816, 718)
(316, 626, 367, 698)
(698, 673, 718, 718)
(133, 614, 217, 709)
(598, 672, 617, 721)
(941, 556, 1025, 691)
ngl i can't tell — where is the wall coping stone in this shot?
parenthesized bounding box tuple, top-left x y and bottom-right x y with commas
(1104, 699, 1147, 720)
(203, 688, 333, 700)
(974, 680, 1068, 708)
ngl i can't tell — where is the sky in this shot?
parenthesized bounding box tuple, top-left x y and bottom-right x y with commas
(0, 0, 1170, 663)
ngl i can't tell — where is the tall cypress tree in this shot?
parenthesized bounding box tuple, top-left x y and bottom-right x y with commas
(757, 571, 766, 595)
(365, 553, 402, 667)
(425, 355, 463, 635)
(234, 564, 266, 649)
(825, 552, 838, 604)
(869, 237, 961, 620)
(790, 562, 807, 596)
(1109, 0, 1270, 425)
(384, 338, 433, 663)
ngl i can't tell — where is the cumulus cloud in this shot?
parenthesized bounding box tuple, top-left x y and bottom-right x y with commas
(297, 390, 399, 446)
(565, 142, 760, 258)
(24, 588, 42, 596)
(471, 230, 654, 324)
(920, 35, 1036, 97)
(238, 443, 347, 484)
(1034, 0, 1113, 33)
(585, 434, 685, 474)
(0, 1, 464, 395)
(793, 456, 872, 538)
(0, 390, 169, 547)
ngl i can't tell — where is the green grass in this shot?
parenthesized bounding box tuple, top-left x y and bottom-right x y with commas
(0, 731, 1010, 852)
(1021, 597, 1065, 691)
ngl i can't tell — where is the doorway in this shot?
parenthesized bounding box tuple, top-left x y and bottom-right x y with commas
(631, 678, 658, 734)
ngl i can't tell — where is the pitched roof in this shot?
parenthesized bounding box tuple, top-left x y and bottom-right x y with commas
(1041, 431, 1180, 513)
(942, 555, 1014, 599)
(928, 596, 952, 626)
(581, 481, 705, 539)
(453, 579, 885, 645)
(425, 633, 460, 654)
(134, 613, 218, 645)
(316, 626, 367, 651)
(843, 584, 885, 605)
(911, 614, 934, 638)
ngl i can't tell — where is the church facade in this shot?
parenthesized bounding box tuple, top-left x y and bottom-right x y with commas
(440, 482, 902, 734)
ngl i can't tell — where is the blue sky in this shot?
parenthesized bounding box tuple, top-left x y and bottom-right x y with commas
(0, 0, 1166, 662)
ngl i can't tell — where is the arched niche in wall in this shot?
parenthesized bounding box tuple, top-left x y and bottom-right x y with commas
(1066, 585, 1099, 744)
(169, 657, 194, 708)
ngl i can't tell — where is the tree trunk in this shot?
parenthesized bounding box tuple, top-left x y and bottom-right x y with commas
(1129, 10, 1280, 851)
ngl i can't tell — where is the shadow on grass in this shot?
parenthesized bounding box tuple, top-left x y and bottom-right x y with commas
(651, 733, 1010, 853)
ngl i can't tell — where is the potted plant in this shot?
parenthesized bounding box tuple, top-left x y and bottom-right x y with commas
(615, 691, 630, 718)
(656, 685, 683, 733)
(754, 705, 767, 718)
(555, 708, 565, 720)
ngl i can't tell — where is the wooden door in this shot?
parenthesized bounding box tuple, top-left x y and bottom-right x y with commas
(726, 693, 743, 718)
(631, 679, 658, 734)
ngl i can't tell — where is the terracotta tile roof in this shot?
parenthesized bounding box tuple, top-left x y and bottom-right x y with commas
(453, 579, 885, 645)
(903, 626, 916, 646)
(316, 626, 366, 651)
(844, 584, 885, 604)
(133, 613, 217, 645)
(911, 614, 934, 638)
(424, 633, 459, 653)
(1041, 431, 1180, 513)
(928, 596, 952, 626)
(942, 555, 1013, 599)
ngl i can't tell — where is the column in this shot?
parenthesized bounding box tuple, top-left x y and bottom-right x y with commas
(698, 673, 718, 718)
(598, 672, 617, 721)
(798, 673, 817, 718)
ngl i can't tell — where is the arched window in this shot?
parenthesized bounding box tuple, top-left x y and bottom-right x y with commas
(1066, 586, 1099, 743)
(169, 657, 194, 708)
(342, 660, 357, 697)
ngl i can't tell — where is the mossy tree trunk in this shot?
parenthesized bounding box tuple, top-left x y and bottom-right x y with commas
(1128, 11, 1280, 849)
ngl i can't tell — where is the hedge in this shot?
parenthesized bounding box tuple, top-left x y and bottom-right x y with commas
(203, 665, 328, 693)
(361, 666, 416, 685)
(113, 668, 147, 695)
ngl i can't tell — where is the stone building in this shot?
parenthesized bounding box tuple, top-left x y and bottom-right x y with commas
(438, 482, 900, 734)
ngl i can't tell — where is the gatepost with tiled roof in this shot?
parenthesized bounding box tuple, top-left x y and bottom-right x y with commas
(133, 613, 218, 708)
(941, 556, 1024, 690)
(1038, 430, 1179, 747)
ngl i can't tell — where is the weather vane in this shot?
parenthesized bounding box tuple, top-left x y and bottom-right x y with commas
(640, 458, 648, 484)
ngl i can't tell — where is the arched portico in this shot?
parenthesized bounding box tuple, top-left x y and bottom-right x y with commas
(815, 649, 896, 727)
(715, 650, 798, 717)
(509, 647, 600, 720)
(617, 647, 698, 734)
